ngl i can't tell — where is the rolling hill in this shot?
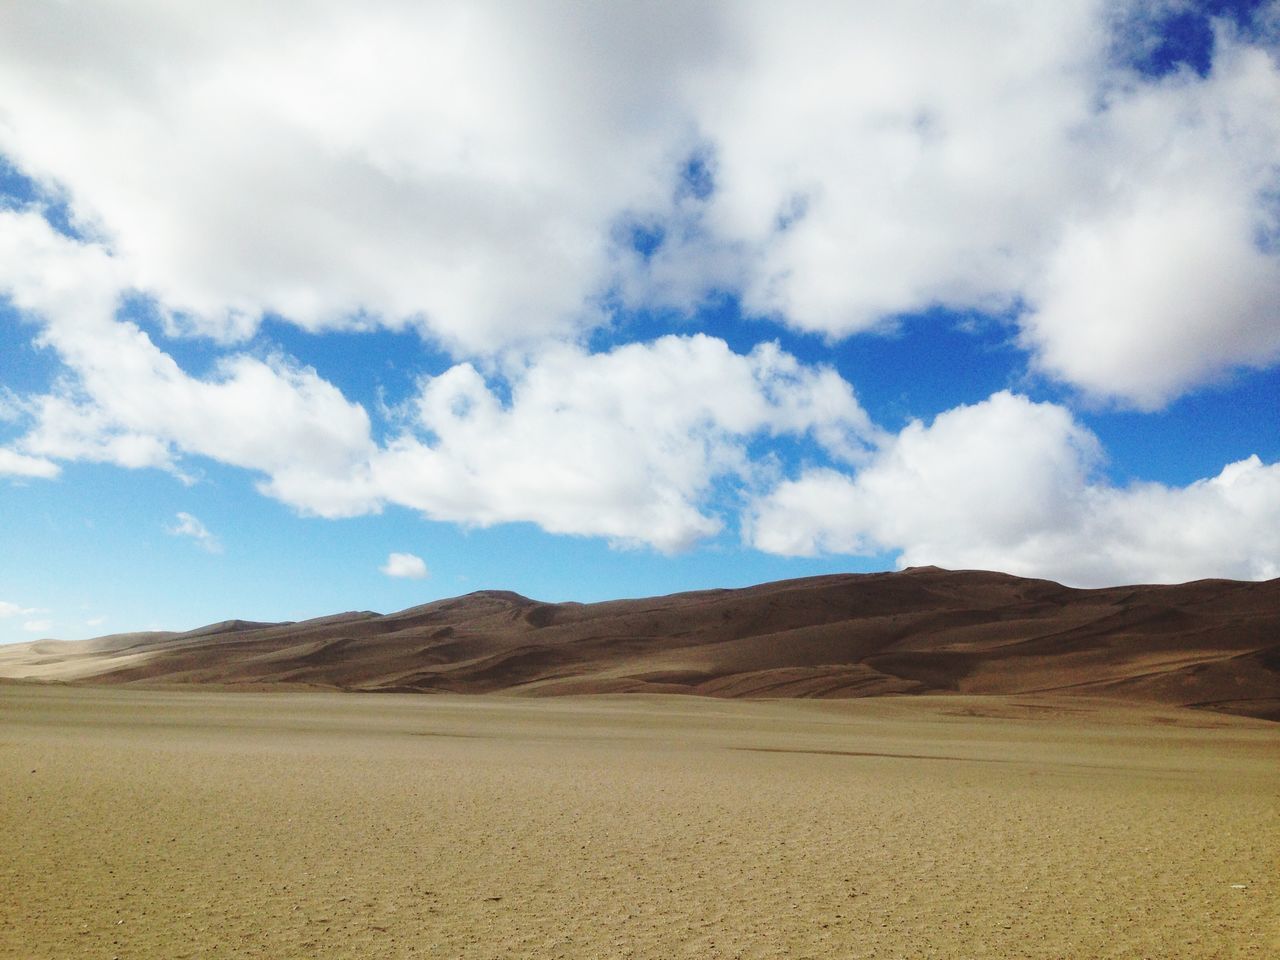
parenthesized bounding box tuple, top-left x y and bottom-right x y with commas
(3, 566, 1278, 719)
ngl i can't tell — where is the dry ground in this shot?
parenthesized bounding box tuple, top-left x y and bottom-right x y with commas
(2, 684, 1277, 959)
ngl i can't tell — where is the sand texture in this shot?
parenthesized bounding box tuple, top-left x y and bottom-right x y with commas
(3, 685, 1277, 959)
(2, 567, 1278, 721)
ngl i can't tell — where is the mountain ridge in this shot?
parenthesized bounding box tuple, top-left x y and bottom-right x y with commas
(2, 567, 1278, 720)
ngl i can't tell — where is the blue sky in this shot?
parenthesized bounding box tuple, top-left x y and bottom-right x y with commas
(1, 1, 1279, 642)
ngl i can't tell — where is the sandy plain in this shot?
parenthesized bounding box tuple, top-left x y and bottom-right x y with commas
(2, 684, 1277, 959)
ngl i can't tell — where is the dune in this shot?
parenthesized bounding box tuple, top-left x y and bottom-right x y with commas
(2, 565, 1277, 719)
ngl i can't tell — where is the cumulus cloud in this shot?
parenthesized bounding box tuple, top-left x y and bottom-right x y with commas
(372, 334, 874, 550)
(748, 391, 1280, 586)
(167, 512, 222, 554)
(0, 1, 710, 353)
(1, 2, 1278, 585)
(673, 4, 1090, 330)
(0, 212, 874, 550)
(665, 3, 1280, 406)
(22, 620, 53, 634)
(1019, 39, 1280, 407)
(0, 447, 60, 478)
(5, 195, 1280, 578)
(0, 601, 38, 618)
(0, 211, 379, 511)
(0, 3, 1276, 402)
(380, 552, 429, 579)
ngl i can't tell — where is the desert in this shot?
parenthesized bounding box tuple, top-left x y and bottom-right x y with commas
(7, 4, 1280, 958)
(3, 686, 1277, 959)
(3, 568, 1278, 959)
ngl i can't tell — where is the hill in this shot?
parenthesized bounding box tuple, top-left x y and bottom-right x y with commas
(2, 567, 1277, 719)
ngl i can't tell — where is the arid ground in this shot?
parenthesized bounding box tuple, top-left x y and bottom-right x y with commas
(3, 684, 1276, 959)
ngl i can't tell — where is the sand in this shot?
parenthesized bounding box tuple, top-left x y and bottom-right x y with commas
(2, 685, 1277, 959)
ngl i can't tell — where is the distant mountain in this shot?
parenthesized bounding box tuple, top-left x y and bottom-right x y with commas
(3, 567, 1278, 720)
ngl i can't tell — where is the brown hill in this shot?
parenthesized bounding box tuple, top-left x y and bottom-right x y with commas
(3, 566, 1278, 719)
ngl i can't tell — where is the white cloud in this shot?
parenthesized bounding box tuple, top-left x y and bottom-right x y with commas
(0, 209, 873, 550)
(1019, 41, 1280, 407)
(85, 616, 107, 627)
(0, 601, 38, 619)
(22, 619, 53, 634)
(701, 3, 1280, 404)
(632, 4, 1280, 405)
(659, 5, 1280, 574)
(748, 391, 1280, 586)
(0, 4, 1276, 402)
(0, 390, 25, 423)
(370, 335, 874, 551)
(0, 1, 708, 353)
(167, 512, 222, 554)
(0, 211, 379, 512)
(7, 195, 1278, 577)
(677, 4, 1094, 331)
(0, 447, 60, 479)
(380, 552, 429, 579)
(0, 2, 1278, 584)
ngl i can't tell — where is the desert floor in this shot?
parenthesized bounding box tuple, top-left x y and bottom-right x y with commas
(2, 685, 1277, 959)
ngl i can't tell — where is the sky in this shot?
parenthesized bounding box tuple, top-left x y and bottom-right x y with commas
(1, 0, 1279, 643)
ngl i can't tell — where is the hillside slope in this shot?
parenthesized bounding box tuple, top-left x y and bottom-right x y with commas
(3, 567, 1278, 719)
